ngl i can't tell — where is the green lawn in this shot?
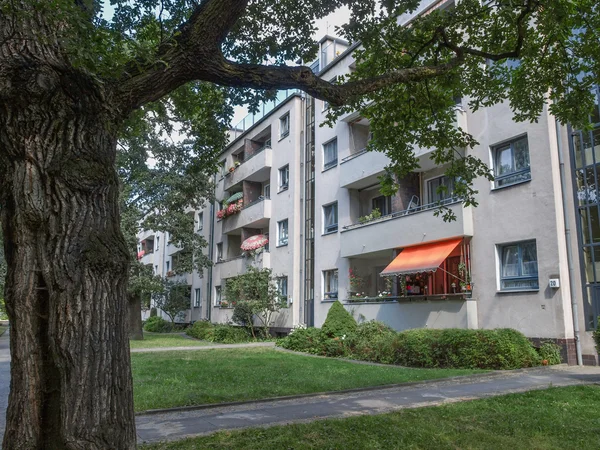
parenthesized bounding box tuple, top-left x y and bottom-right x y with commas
(130, 333, 212, 349)
(132, 347, 483, 412)
(143, 385, 600, 449)
(0, 325, 7, 336)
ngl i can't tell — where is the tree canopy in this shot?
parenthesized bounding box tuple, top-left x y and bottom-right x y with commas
(2, 0, 600, 448)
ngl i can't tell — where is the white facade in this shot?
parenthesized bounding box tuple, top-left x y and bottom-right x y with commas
(136, 29, 599, 364)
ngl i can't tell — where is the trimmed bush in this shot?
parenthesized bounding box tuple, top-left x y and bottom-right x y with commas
(345, 321, 399, 364)
(537, 341, 562, 365)
(277, 327, 323, 353)
(211, 324, 251, 343)
(394, 328, 542, 370)
(321, 301, 357, 338)
(143, 316, 173, 333)
(186, 320, 215, 341)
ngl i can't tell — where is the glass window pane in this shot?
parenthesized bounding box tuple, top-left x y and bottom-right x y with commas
(580, 208, 591, 245)
(590, 206, 600, 244)
(495, 146, 513, 176)
(502, 245, 520, 277)
(583, 247, 595, 283)
(574, 133, 583, 169)
(521, 242, 538, 276)
(583, 131, 593, 167)
(513, 138, 530, 171)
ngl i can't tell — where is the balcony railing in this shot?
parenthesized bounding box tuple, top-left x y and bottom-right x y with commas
(343, 293, 470, 304)
(343, 196, 461, 231)
(341, 148, 368, 164)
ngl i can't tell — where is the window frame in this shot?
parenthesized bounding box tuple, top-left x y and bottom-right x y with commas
(491, 135, 531, 189)
(276, 276, 288, 305)
(426, 175, 456, 204)
(323, 269, 339, 300)
(371, 195, 392, 216)
(197, 212, 204, 231)
(323, 202, 338, 234)
(278, 164, 290, 191)
(279, 113, 290, 139)
(277, 219, 289, 246)
(194, 288, 201, 308)
(216, 242, 223, 261)
(215, 285, 222, 306)
(323, 138, 338, 170)
(497, 240, 539, 291)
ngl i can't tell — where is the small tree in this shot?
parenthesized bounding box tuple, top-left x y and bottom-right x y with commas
(153, 281, 191, 324)
(226, 266, 285, 339)
(321, 301, 357, 338)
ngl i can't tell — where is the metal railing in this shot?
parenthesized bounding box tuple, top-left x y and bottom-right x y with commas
(343, 196, 462, 231)
(343, 293, 470, 304)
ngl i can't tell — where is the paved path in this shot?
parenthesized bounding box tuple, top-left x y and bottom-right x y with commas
(0, 330, 9, 444)
(136, 365, 600, 444)
(130, 341, 275, 353)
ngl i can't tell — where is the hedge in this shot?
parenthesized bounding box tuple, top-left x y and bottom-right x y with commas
(278, 322, 546, 370)
(143, 316, 173, 333)
(186, 321, 253, 344)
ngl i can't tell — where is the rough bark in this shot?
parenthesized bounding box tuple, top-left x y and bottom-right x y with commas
(0, 10, 136, 448)
(129, 294, 144, 341)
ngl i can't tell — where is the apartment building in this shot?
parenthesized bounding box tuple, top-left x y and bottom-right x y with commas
(137, 4, 600, 364)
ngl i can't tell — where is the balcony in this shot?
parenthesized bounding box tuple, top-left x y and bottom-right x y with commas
(224, 146, 272, 190)
(222, 198, 271, 234)
(340, 150, 391, 189)
(214, 251, 271, 279)
(413, 108, 468, 171)
(340, 199, 472, 258)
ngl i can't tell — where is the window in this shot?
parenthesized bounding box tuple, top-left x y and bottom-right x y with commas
(194, 288, 201, 308)
(323, 202, 338, 233)
(427, 176, 455, 204)
(279, 165, 290, 191)
(154, 265, 158, 274)
(215, 286, 222, 305)
(263, 184, 271, 199)
(276, 276, 288, 304)
(372, 196, 392, 216)
(278, 219, 289, 246)
(219, 159, 226, 176)
(166, 261, 170, 272)
(323, 138, 338, 170)
(323, 269, 339, 300)
(323, 77, 337, 111)
(280, 113, 290, 139)
(156, 236, 160, 247)
(197, 212, 203, 231)
(493, 136, 531, 188)
(498, 240, 539, 290)
(216, 243, 223, 261)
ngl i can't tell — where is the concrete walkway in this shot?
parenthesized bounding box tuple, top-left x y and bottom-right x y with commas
(130, 341, 275, 353)
(135, 365, 600, 444)
(0, 330, 9, 443)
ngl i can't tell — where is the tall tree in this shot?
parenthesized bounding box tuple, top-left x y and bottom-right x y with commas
(0, 0, 598, 448)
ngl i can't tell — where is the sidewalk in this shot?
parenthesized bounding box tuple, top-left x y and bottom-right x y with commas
(130, 341, 275, 353)
(135, 365, 600, 444)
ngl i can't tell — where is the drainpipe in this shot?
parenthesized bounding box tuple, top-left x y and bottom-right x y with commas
(556, 120, 583, 365)
(206, 173, 217, 322)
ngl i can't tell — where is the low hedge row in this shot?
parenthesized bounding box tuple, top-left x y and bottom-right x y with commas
(185, 320, 253, 344)
(143, 316, 174, 333)
(277, 321, 561, 370)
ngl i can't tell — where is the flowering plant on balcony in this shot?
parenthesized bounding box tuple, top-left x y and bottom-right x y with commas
(217, 199, 244, 219)
(349, 267, 369, 295)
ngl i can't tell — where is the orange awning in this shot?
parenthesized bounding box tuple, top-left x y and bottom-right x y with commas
(381, 238, 463, 276)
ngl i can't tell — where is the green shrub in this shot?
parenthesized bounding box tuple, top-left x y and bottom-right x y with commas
(277, 327, 324, 353)
(321, 301, 357, 338)
(345, 321, 398, 364)
(394, 328, 541, 370)
(593, 318, 600, 354)
(537, 341, 562, 365)
(186, 320, 215, 340)
(143, 316, 173, 333)
(211, 324, 251, 343)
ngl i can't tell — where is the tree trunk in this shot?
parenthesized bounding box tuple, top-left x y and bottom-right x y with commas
(129, 294, 144, 340)
(0, 63, 137, 448)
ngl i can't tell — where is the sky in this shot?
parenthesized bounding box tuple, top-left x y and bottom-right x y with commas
(101, 3, 351, 125)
